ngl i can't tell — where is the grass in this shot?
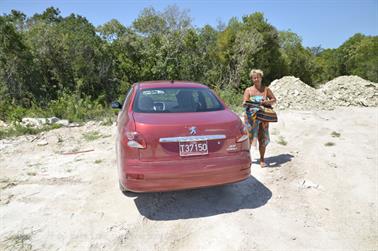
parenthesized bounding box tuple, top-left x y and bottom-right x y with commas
(277, 135, 288, 146)
(325, 142, 335, 146)
(94, 159, 103, 164)
(101, 116, 114, 126)
(83, 131, 102, 141)
(0, 93, 116, 140)
(331, 131, 341, 137)
(26, 172, 37, 176)
(229, 105, 244, 115)
(0, 124, 61, 140)
(3, 232, 33, 251)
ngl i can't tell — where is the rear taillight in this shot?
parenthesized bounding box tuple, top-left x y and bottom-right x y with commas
(237, 124, 249, 143)
(125, 131, 146, 149)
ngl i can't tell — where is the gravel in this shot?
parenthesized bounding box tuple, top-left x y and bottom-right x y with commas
(269, 75, 378, 110)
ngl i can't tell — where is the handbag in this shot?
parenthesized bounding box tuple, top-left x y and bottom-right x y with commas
(256, 106, 278, 122)
(244, 87, 278, 122)
(256, 87, 278, 122)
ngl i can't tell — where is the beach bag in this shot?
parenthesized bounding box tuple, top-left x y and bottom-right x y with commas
(256, 87, 277, 122)
(256, 106, 278, 122)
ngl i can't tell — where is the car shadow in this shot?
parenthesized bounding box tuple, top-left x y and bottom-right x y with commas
(127, 176, 272, 221)
(252, 153, 294, 168)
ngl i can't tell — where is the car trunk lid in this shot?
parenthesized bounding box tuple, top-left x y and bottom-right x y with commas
(133, 110, 241, 161)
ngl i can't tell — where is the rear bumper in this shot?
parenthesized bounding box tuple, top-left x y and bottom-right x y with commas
(119, 152, 251, 192)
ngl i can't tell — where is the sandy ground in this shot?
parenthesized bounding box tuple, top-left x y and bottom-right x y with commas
(0, 107, 377, 251)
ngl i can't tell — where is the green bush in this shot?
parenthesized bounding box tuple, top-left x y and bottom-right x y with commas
(0, 100, 48, 122)
(0, 93, 114, 123)
(216, 86, 244, 114)
(47, 93, 113, 122)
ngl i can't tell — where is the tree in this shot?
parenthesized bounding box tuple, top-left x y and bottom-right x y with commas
(0, 16, 39, 106)
(339, 33, 378, 82)
(131, 6, 195, 81)
(215, 13, 285, 89)
(313, 48, 341, 84)
(2, 6, 377, 120)
(97, 19, 127, 42)
(25, 10, 116, 102)
(279, 30, 316, 86)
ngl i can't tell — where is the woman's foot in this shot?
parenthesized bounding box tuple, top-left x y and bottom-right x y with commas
(259, 160, 266, 168)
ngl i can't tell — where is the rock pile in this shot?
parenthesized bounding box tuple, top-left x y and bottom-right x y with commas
(269, 75, 378, 110)
(269, 76, 332, 110)
(20, 117, 80, 128)
(318, 76, 378, 107)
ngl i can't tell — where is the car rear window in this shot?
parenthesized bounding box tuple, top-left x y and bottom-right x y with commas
(133, 87, 225, 113)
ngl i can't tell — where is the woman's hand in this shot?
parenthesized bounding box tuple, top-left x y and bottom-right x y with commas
(260, 100, 269, 106)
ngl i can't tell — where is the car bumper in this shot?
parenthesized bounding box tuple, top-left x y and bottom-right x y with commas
(119, 152, 251, 192)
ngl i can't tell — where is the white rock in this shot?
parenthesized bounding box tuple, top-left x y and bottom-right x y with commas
(37, 140, 48, 146)
(68, 122, 81, 127)
(47, 117, 60, 124)
(56, 120, 70, 126)
(301, 180, 319, 189)
(318, 75, 378, 107)
(0, 120, 7, 128)
(21, 118, 47, 127)
(270, 75, 377, 110)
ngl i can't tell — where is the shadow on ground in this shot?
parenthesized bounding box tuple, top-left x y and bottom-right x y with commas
(252, 153, 294, 168)
(128, 176, 272, 221)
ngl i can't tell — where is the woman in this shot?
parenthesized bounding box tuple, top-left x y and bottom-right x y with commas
(243, 69, 277, 168)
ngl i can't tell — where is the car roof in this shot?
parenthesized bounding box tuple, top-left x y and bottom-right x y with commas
(137, 80, 208, 90)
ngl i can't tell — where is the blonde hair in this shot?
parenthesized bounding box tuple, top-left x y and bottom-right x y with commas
(249, 69, 264, 79)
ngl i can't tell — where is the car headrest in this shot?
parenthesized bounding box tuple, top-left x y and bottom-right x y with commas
(139, 96, 154, 111)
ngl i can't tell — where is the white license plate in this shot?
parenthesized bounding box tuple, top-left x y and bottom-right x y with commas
(179, 140, 208, 156)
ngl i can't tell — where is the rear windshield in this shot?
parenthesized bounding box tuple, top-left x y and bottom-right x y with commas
(133, 87, 225, 113)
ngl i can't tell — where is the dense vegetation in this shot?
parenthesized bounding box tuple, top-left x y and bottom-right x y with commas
(1, 6, 377, 122)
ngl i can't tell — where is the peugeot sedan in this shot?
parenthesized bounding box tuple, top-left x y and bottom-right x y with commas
(113, 81, 251, 192)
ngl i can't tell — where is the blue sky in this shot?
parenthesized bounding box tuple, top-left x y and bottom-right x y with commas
(1, 0, 377, 48)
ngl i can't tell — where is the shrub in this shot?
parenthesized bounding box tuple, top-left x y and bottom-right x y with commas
(47, 92, 114, 122)
(215, 86, 244, 114)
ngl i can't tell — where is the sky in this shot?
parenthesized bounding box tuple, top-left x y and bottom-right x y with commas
(1, 0, 377, 49)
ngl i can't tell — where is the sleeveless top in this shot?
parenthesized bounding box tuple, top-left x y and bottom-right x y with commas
(248, 87, 268, 103)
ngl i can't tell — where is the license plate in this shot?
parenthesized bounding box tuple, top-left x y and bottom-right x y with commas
(179, 140, 208, 156)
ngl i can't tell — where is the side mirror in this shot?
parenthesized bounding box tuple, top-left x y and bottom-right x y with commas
(111, 101, 122, 109)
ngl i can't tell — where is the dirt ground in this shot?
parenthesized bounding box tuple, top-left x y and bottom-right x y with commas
(0, 107, 377, 251)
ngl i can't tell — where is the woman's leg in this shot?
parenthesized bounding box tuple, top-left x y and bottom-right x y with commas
(259, 144, 266, 167)
(258, 122, 268, 167)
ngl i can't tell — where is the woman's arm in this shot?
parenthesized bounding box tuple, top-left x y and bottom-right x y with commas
(262, 88, 276, 105)
(243, 88, 250, 103)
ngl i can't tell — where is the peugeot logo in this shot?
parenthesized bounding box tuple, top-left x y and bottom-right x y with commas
(189, 126, 197, 135)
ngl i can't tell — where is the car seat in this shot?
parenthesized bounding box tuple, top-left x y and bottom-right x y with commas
(176, 90, 197, 112)
(138, 96, 154, 112)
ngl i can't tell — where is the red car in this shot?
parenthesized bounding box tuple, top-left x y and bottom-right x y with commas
(113, 81, 251, 193)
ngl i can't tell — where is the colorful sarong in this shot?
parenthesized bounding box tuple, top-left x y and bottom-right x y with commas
(243, 96, 270, 147)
